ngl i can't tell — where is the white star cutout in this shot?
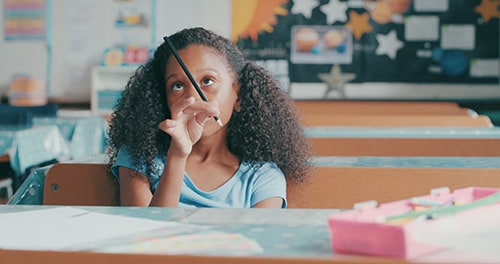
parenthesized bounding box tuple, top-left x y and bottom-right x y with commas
(375, 30, 404, 60)
(291, 0, 319, 19)
(318, 65, 356, 98)
(320, 0, 348, 24)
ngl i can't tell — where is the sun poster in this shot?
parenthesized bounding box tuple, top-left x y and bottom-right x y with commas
(232, 0, 499, 91)
(232, 0, 292, 91)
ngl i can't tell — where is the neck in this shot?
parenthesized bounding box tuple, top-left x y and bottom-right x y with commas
(190, 128, 238, 165)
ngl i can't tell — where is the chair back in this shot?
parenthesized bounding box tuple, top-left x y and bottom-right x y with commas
(44, 163, 500, 210)
(43, 163, 119, 206)
(287, 166, 500, 208)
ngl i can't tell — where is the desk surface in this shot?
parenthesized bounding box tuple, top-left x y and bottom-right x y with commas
(305, 126, 500, 138)
(1, 205, 498, 264)
(312, 156, 500, 168)
(0, 205, 344, 261)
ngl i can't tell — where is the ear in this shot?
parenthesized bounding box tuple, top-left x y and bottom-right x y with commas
(233, 82, 241, 112)
(233, 97, 241, 112)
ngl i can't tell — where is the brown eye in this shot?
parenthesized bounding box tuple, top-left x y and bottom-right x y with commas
(201, 78, 214, 87)
(170, 82, 184, 91)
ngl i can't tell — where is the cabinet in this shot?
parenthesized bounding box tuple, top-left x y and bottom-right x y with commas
(91, 66, 137, 115)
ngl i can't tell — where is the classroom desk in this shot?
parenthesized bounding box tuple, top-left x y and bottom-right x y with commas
(0, 116, 107, 177)
(312, 156, 500, 168)
(306, 127, 500, 156)
(305, 126, 500, 138)
(300, 113, 493, 127)
(33, 116, 107, 159)
(9, 155, 500, 206)
(1, 205, 498, 263)
(0, 125, 70, 176)
(294, 100, 470, 115)
(0, 117, 107, 198)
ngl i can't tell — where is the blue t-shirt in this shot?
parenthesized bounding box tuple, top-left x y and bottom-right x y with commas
(111, 147, 287, 208)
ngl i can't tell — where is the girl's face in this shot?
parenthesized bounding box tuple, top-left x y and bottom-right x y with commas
(164, 44, 239, 134)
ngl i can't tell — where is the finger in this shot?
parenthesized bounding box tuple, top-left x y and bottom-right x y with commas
(170, 97, 196, 119)
(159, 119, 177, 133)
(182, 100, 220, 118)
(194, 111, 214, 125)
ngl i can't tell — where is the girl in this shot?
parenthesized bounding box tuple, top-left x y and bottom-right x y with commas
(108, 27, 310, 208)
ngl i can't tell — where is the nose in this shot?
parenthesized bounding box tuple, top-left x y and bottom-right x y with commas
(184, 82, 200, 99)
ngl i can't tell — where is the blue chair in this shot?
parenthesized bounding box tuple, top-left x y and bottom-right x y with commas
(0, 178, 13, 202)
(0, 161, 14, 202)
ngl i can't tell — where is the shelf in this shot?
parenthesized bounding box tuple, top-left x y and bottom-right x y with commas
(91, 66, 138, 115)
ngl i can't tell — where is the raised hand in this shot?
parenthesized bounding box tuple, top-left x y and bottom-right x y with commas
(159, 96, 220, 157)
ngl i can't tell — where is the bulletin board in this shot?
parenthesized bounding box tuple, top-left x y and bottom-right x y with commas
(232, 0, 499, 89)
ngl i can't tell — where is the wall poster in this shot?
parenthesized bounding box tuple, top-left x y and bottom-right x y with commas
(232, 0, 499, 98)
(3, 0, 46, 41)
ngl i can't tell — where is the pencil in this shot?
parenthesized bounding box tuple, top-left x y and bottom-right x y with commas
(163, 36, 223, 127)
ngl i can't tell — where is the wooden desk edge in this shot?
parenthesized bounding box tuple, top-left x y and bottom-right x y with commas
(0, 249, 409, 264)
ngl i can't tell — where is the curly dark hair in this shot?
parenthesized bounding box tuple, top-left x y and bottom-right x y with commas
(107, 27, 311, 183)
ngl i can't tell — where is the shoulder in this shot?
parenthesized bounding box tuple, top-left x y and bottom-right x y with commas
(239, 161, 287, 208)
(111, 146, 165, 178)
(111, 146, 135, 175)
(239, 161, 286, 185)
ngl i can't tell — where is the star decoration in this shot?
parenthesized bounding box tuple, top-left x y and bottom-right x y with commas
(344, 11, 373, 40)
(290, 0, 318, 19)
(320, 0, 348, 24)
(475, 0, 499, 23)
(318, 65, 356, 98)
(375, 30, 404, 60)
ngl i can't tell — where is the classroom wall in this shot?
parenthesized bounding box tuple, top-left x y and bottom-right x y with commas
(0, 0, 232, 101)
(0, 0, 499, 102)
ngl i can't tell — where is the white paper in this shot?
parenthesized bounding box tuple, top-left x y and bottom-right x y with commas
(0, 207, 177, 250)
(470, 59, 499, 77)
(414, 0, 449, 12)
(405, 16, 440, 41)
(441, 25, 475, 50)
